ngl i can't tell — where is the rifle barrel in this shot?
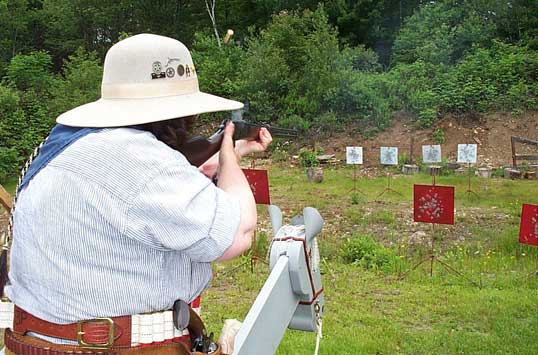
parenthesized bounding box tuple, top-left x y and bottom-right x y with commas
(266, 126, 298, 138)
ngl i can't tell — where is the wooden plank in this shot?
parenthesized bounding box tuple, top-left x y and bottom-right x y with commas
(512, 136, 538, 146)
(515, 154, 538, 161)
(0, 185, 13, 211)
(512, 136, 517, 167)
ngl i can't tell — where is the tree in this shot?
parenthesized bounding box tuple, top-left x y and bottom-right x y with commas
(392, 1, 495, 65)
(0, 0, 29, 74)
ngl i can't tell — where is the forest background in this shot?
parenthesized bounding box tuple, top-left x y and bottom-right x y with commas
(0, 0, 537, 180)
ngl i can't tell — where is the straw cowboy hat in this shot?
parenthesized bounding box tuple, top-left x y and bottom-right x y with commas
(57, 34, 243, 127)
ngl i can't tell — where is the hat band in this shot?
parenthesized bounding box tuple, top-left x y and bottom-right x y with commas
(101, 79, 199, 99)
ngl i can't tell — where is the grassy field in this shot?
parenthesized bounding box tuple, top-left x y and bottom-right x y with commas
(2, 167, 538, 354)
(202, 166, 538, 355)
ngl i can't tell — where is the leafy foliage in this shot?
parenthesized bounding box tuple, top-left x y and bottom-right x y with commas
(49, 48, 102, 117)
(0, 1, 537, 178)
(298, 148, 318, 168)
(342, 234, 402, 273)
(0, 49, 102, 179)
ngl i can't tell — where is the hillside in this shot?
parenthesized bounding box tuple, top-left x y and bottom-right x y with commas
(317, 111, 538, 168)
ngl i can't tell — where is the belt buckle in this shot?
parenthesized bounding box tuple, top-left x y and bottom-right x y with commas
(77, 317, 114, 349)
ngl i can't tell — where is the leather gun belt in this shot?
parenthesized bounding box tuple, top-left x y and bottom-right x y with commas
(4, 305, 223, 355)
(5, 328, 193, 354)
(12, 306, 133, 347)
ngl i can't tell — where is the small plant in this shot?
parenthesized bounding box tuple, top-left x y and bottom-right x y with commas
(298, 148, 318, 168)
(432, 128, 445, 144)
(350, 192, 361, 205)
(270, 147, 289, 163)
(398, 153, 412, 166)
(491, 167, 505, 178)
(341, 234, 403, 273)
(253, 231, 269, 257)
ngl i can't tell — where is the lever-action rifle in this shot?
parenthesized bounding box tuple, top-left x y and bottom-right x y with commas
(179, 119, 298, 167)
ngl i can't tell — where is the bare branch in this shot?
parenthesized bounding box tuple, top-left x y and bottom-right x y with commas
(205, 0, 221, 47)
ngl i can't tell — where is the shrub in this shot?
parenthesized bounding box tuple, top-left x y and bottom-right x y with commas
(313, 111, 343, 132)
(438, 42, 538, 115)
(339, 46, 382, 73)
(328, 70, 391, 128)
(191, 32, 245, 100)
(49, 48, 102, 118)
(341, 234, 402, 273)
(240, 39, 290, 122)
(0, 147, 20, 181)
(417, 108, 437, 128)
(4, 51, 55, 93)
(239, 7, 341, 123)
(270, 147, 289, 163)
(298, 148, 318, 168)
(278, 114, 310, 131)
(385, 61, 440, 126)
(432, 128, 445, 144)
(0, 85, 28, 179)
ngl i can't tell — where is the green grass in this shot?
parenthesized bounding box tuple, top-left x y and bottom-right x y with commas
(205, 261, 538, 354)
(3, 167, 538, 354)
(202, 167, 538, 354)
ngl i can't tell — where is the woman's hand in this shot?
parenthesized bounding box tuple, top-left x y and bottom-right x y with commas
(219, 121, 240, 165)
(199, 125, 273, 179)
(234, 128, 273, 158)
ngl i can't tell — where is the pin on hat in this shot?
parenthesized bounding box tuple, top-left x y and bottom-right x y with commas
(57, 34, 243, 128)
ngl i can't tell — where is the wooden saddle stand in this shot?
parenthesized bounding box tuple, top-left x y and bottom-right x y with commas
(0, 184, 12, 211)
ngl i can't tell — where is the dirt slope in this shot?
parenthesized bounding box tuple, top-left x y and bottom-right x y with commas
(320, 111, 538, 167)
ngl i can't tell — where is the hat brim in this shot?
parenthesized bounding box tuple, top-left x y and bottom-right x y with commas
(56, 92, 244, 128)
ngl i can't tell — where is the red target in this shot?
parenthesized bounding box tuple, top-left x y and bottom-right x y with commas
(242, 169, 271, 205)
(413, 185, 455, 225)
(519, 204, 538, 246)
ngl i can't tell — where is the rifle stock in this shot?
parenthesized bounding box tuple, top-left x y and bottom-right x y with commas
(179, 120, 298, 167)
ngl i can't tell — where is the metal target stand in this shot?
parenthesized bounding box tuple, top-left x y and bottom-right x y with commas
(523, 252, 538, 279)
(465, 162, 479, 198)
(248, 157, 269, 271)
(398, 168, 479, 286)
(349, 164, 367, 198)
(518, 204, 538, 280)
(219, 156, 269, 279)
(376, 171, 402, 200)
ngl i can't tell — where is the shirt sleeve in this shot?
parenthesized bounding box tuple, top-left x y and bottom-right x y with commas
(125, 162, 241, 262)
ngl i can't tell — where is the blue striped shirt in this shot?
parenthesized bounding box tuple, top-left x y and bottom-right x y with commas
(5, 127, 240, 324)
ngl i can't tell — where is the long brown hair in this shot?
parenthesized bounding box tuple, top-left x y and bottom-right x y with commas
(139, 115, 197, 151)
